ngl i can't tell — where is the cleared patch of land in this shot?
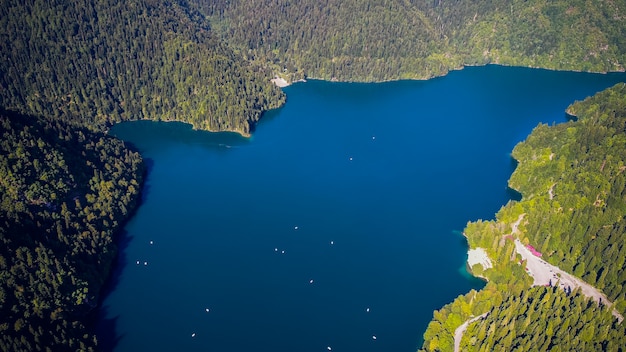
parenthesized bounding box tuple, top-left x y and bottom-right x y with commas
(514, 239, 623, 323)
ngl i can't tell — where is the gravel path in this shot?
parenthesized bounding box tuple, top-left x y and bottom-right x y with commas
(453, 313, 489, 352)
(514, 239, 623, 322)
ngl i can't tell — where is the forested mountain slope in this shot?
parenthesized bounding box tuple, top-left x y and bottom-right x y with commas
(0, 0, 284, 136)
(2, 0, 624, 132)
(198, 0, 444, 81)
(461, 287, 625, 351)
(420, 83, 626, 351)
(195, 0, 626, 82)
(0, 110, 143, 351)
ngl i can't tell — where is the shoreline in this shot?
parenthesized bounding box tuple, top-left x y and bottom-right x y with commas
(191, 64, 625, 138)
(466, 247, 493, 272)
(271, 76, 290, 88)
(271, 76, 308, 88)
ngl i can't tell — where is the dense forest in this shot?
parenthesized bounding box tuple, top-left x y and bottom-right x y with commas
(193, 0, 626, 82)
(0, 109, 143, 350)
(419, 84, 626, 351)
(460, 287, 626, 351)
(2, 0, 624, 132)
(0, 0, 285, 136)
(1, 0, 626, 350)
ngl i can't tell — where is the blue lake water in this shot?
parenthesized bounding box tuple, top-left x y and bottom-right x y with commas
(100, 65, 626, 352)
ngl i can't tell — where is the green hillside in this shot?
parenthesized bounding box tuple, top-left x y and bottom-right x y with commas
(420, 84, 626, 351)
(0, 110, 143, 351)
(195, 0, 625, 82)
(0, 0, 285, 136)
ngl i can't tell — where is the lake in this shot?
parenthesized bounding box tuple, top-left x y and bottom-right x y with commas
(99, 65, 626, 352)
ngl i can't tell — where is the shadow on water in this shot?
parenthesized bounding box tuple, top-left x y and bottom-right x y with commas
(505, 156, 523, 201)
(506, 187, 523, 202)
(565, 111, 579, 122)
(139, 158, 154, 203)
(88, 228, 133, 352)
(251, 103, 286, 132)
(87, 157, 154, 351)
(91, 305, 125, 352)
(111, 120, 251, 151)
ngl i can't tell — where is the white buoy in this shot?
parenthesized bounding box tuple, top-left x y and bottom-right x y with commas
(372, 136, 376, 140)
(136, 260, 140, 265)
(327, 347, 332, 351)
(274, 248, 278, 252)
(149, 240, 153, 245)
(366, 307, 370, 312)
(372, 335, 377, 340)
(349, 157, 353, 161)
(330, 241, 334, 245)
(205, 308, 210, 312)
(281, 250, 285, 254)
(294, 226, 299, 230)
(144, 261, 148, 266)
(309, 279, 314, 284)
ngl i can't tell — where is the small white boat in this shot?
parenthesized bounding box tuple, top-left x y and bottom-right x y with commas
(191, 333, 196, 337)
(205, 308, 210, 312)
(372, 335, 377, 340)
(330, 241, 334, 245)
(309, 279, 314, 284)
(327, 347, 332, 351)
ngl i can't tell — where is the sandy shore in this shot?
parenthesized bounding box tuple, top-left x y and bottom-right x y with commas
(467, 247, 493, 270)
(271, 76, 290, 88)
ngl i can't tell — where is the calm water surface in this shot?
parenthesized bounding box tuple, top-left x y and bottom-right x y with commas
(99, 66, 626, 352)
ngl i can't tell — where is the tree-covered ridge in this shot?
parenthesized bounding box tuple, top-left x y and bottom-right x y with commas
(0, 0, 285, 136)
(427, 0, 626, 72)
(460, 287, 626, 352)
(508, 83, 626, 306)
(0, 109, 143, 351)
(195, 0, 625, 82)
(1, 0, 624, 135)
(199, 0, 446, 81)
(420, 84, 626, 351)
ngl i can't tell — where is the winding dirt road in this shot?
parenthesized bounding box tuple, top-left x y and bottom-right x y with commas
(453, 313, 489, 352)
(514, 239, 623, 322)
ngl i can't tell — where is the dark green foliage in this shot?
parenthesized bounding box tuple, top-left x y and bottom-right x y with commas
(0, 0, 285, 136)
(510, 83, 626, 305)
(197, 0, 448, 81)
(420, 84, 626, 351)
(460, 287, 626, 352)
(425, 0, 626, 71)
(193, 0, 626, 82)
(0, 109, 143, 351)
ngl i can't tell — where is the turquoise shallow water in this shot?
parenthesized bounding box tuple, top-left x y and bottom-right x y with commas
(100, 66, 626, 352)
